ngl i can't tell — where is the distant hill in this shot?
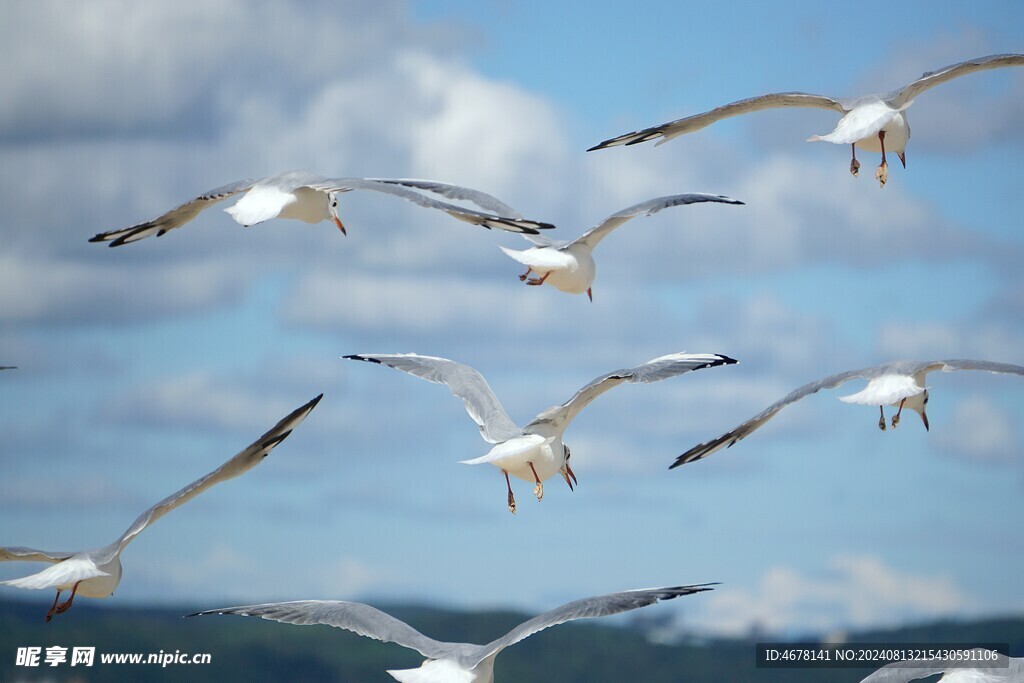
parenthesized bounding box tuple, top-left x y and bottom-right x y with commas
(1, 597, 1020, 682)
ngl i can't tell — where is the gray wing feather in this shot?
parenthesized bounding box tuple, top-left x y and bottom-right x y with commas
(363, 179, 525, 218)
(588, 92, 847, 150)
(527, 353, 737, 433)
(671, 367, 873, 468)
(474, 584, 716, 664)
(109, 395, 321, 556)
(888, 53, 1024, 108)
(188, 601, 453, 660)
(0, 547, 75, 564)
(89, 179, 257, 247)
(344, 354, 521, 444)
(930, 359, 1024, 376)
(571, 193, 745, 250)
(307, 178, 553, 235)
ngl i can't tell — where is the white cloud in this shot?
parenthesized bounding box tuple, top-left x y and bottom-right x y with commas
(698, 554, 970, 636)
(937, 395, 1020, 464)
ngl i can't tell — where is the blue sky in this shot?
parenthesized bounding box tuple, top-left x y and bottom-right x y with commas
(0, 0, 1022, 638)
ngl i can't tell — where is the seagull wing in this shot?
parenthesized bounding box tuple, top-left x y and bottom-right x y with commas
(109, 395, 321, 556)
(588, 92, 847, 150)
(0, 546, 75, 564)
(926, 358, 1024, 377)
(570, 194, 745, 250)
(671, 367, 871, 468)
(363, 179, 525, 218)
(344, 354, 521, 444)
(887, 53, 1024, 108)
(858, 649, 1017, 683)
(0, 557, 108, 591)
(473, 584, 716, 664)
(526, 353, 737, 435)
(89, 179, 257, 246)
(307, 178, 554, 235)
(188, 601, 454, 660)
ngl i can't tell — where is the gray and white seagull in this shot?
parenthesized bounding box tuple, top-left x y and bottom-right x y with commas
(671, 359, 1024, 468)
(499, 193, 744, 301)
(89, 171, 554, 246)
(589, 54, 1024, 187)
(189, 583, 716, 683)
(345, 352, 737, 512)
(0, 395, 321, 622)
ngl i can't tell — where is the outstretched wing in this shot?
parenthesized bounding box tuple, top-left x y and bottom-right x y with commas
(0, 546, 75, 564)
(0, 557, 108, 591)
(308, 178, 553, 235)
(858, 649, 1018, 683)
(474, 584, 716, 665)
(887, 53, 1024, 108)
(344, 354, 520, 444)
(89, 179, 257, 246)
(671, 368, 871, 468)
(110, 395, 321, 554)
(570, 194, 745, 250)
(188, 601, 453, 660)
(928, 358, 1024, 377)
(588, 92, 847, 150)
(364, 179, 525, 218)
(527, 353, 737, 434)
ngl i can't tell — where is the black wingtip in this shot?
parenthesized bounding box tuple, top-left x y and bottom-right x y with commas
(87, 233, 106, 243)
(717, 354, 740, 366)
(343, 354, 380, 364)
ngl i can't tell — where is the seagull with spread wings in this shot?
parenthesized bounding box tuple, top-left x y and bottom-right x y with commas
(590, 54, 1024, 187)
(0, 395, 321, 621)
(89, 172, 554, 246)
(190, 584, 716, 683)
(672, 359, 1024, 468)
(345, 352, 736, 513)
(499, 193, 743, 301)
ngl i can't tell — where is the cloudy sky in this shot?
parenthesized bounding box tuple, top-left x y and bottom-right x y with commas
(1, 0, 1022, 638)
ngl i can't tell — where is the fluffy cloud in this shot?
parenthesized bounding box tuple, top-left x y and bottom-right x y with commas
(698, 554, 970, 636)
(936, 395, 1020, 464)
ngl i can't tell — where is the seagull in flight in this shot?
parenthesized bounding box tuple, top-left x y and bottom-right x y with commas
(589, 54, 1024, 187)
(0, 395, 321, 621)
(345, 352, 736, 513)
(89, 172, 554, 246)
(189, 583, 716, 683)
(671, 359, 1024, 468)
(499, 193, 743, 301)
(0, 366, 15, 370)
(859, 649, 1023, 682)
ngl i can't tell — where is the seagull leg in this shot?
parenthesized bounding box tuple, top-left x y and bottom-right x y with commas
(45, 590, 62, 623)
(878, 406, 887, 431)
(518, 267, 532, 282)
(875, 131, 888, 187)
(528, 462, 544, 501)
(54, 582, 81, 615)
(850, 143, 860, 177)
(525, 272, 550, 286)
(503, 470, 517, 514)
(891, 398, 906, 429)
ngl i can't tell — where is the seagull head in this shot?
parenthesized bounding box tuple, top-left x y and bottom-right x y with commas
(327, 192, 347, 235)
(559, 444, 577, 491)
(905, 388, 930, 431)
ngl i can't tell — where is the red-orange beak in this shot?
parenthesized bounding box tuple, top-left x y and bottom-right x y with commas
(332, 215, 347, 236)
(561, 464, 577, 491)
(898, 152, 906, 169)
(586, 288, 593, 302)
(921, 411, 929, 432)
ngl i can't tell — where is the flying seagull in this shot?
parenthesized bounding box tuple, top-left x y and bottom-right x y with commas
(89, 172, 554, 246)
(671, 359, 1024, 468)
(189, 583, 716, 683)
(345, 352, 736, 512)
(499, 193, 743, 301)
(0, 394, 321, 621)
(0, 366, 15, 370)
(859, 649, 1022, 682)
(589, 54, 1024, 187)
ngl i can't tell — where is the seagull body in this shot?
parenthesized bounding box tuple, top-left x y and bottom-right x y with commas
(859, 650, 1023, 682)
(671, 359, 1024, 468)
(589, 54, 1024, 187)
(500, 193, 744, 300)
(0, 395, 321, 621)
(345, 352, 736, 512)
(189, 584, 716, 683)
(89, 171, 554, 246)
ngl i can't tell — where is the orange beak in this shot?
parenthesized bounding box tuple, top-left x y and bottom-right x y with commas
(332, 215, 347, 236)
(921, 411, 929, 432)
(561, 464, 577, 491)
(586, 288, 593, 302)
(898, 152, 906, 169)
